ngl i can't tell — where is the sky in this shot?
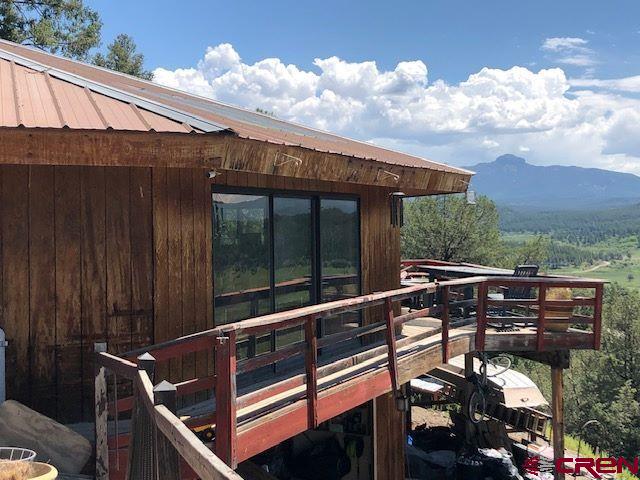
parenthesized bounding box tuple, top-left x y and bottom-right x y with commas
(88, 0, 640, 174)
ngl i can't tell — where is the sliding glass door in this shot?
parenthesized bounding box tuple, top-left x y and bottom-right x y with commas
(212, 188, 360, 362)
(273, 196, 313, 348)
(320, 199, 360, 336)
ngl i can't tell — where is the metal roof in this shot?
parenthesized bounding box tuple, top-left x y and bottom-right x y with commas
(0, 39, 471, 176)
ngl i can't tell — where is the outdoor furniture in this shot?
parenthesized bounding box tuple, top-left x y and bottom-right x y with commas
(491, 264, 539, 329)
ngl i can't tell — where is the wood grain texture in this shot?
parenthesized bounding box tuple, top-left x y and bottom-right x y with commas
(28, 165, 57, 417)
(1, 166, 30, 405)
(54, 166, 82, 422)
(0, 165, 155, 421)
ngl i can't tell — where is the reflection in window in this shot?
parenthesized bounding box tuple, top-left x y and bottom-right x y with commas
(274, 197, 313, 349)
(320, 199, 360, 336)
(213, 193, 271, 324)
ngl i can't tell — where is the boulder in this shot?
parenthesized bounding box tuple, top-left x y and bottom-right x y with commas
(0, 401, 91, 474)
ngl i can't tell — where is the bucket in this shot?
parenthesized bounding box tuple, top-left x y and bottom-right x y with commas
(27, 462, 58, 480)
(0, 461, 58, 480)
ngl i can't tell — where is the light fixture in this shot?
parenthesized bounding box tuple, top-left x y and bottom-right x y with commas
(390, 192, 406, 227)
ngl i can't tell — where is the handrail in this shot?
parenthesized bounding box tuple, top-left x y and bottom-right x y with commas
(97, 270, 605, 474)
(97, 354, 243, 480)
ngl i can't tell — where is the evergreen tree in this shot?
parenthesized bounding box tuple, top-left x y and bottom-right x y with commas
(93, 33, 153, 80)
(0, 0, 101, 60)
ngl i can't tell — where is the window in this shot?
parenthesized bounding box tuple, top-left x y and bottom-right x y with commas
(212, 189, 361, 350)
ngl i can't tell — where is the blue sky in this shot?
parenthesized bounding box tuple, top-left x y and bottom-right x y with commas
(89, 1, 640, 173)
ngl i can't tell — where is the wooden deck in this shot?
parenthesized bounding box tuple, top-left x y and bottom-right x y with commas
(95, 273, 603, 479)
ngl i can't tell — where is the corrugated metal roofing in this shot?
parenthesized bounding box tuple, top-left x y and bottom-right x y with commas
(0, 39, 471, 175)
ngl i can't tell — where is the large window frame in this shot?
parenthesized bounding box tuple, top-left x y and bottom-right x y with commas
(212, 185, 362, 338)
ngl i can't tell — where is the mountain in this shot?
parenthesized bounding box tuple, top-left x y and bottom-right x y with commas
(464, 154, 640, 209)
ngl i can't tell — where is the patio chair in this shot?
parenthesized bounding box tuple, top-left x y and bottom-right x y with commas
(490, 264, 539, 330)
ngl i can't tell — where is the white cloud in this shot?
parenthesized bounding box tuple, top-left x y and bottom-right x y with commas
(541, 37, 597, 68)
(541, 37, 589, 52)
(570, 75, 640, 92)
(153, 43, 640, 175)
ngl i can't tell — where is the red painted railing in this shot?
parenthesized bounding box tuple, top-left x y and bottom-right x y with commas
(95, 270, 604, 476)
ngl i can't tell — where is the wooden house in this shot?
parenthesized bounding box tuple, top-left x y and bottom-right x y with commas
(0, 40, 604, 480)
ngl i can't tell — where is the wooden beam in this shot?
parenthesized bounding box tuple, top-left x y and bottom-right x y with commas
(551, 367, 565, 480)
(0, 128, 471, 194)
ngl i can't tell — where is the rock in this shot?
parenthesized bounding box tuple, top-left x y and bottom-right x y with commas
(0, 401, 91, 474)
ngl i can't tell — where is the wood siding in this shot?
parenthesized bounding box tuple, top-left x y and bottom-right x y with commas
(0, 165, 154, 422)
(1, 165, 403, 475)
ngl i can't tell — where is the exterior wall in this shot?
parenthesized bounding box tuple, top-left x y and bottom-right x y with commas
(0, 165, 153, 422)
(0, 165, 404, 474)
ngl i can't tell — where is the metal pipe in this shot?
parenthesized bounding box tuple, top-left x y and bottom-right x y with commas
(0, 327, 7, 404)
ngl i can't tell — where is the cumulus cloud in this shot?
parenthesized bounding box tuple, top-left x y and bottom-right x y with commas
(153, 43, 640, 174)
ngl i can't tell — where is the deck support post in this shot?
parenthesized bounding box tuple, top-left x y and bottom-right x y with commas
(215, 332, 238, 469)
(551, 365, 565, 480)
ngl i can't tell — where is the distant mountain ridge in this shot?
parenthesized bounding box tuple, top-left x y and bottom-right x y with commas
(463, 154, 640, 209)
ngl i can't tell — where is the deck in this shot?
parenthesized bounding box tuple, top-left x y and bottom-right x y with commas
(94, 268, 604, 479)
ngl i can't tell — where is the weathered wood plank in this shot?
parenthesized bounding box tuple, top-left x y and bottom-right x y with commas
(180, 168, 197, 398)
(81, 166, 107, 419)
(0, 129, 470, 195)
(0, 165, 30, 403)
(167, 168, 183, 383)
(28, 165, 57, 417)
(152, 167, 170, 382)
(130, 167, 154, 351)
(54, 166, 83, 421)
(105, 167, 132, 354)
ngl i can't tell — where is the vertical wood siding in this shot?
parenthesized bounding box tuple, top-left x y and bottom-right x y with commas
(0, 165, 153, 422)
(1, 164, 403, 475)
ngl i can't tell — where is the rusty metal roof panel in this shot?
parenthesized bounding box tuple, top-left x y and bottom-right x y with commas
(0, 39, 471, 176)
(0, 46, 229, 133)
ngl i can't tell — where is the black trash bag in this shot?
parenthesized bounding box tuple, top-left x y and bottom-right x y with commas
(289, 437, 351, 480)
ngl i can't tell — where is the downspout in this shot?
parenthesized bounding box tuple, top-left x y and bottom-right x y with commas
(0, 327, 6, 403)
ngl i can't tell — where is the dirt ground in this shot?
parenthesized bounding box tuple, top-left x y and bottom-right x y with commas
(410, 406, 452, 430)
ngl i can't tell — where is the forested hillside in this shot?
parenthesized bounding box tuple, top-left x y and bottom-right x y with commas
(500, 204, 640, 244)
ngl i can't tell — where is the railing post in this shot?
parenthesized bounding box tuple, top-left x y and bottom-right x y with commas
(476, 282, 488, 351)
(138, 352, 156, 381)
(304, 315, 318, 429)
(94, 343, 109, 480)
(384, 298, 400, 394)
(442, 286, 450, 363)
(215, 332, 238, 469)
(128, 353, 157, 480)
(537, 286, 547, 351)
(593, 284, 603, 350)
(154, 381, 181, 480)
